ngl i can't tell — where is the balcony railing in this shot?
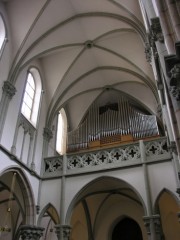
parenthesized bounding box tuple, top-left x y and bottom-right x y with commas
(44, 137, 171, 177)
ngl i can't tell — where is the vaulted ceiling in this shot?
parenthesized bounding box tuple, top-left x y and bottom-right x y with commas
(3, 0, 158, 130)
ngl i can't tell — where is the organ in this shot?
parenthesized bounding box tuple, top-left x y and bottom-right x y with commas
(67, 95, 159, 152)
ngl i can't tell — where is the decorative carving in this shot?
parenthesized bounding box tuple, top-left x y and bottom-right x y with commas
(125, 146, 140, 160)
(44, 138, 169, 174)
(84, 40, 94, 49)
(145, 139, 168, 156)
(170, 63, 180, 84)
(36, 205, 40, 214)
(169, 86, 180, 101)
(45, 157, 63, 172)
(156, 104, 162, 118)
(150, 17, 164, 43)
(18, 225, 44, 240)
(143, 216, 151, 235)
(168, 141, 177, 154)
(2, 81, 16, 99)
(43, 127, 53, 141)
(152, 215, 161, 234)
(145, 42, 152, 63)
(55, 225, 71, 240)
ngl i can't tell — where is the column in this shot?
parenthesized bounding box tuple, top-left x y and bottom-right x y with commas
(54, 155, 72, 240)
(36, 127, 53, 217)
(0, 81, 16, 141)
(140, 140, 163, 239)
(18, 225, 44, 240)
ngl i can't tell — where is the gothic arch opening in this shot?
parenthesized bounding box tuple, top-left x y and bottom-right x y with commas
(154, 189, 180, 240)
(66, 176, 147, 240)
(112, 217, 143, 240)
(38, 203, 60, 240)
(0, 167, 35, 240)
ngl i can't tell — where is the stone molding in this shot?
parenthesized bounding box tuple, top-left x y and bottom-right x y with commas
(2, 81, 16, 99)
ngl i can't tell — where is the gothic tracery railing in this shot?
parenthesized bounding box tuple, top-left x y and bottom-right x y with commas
(44, 137, 170, 176)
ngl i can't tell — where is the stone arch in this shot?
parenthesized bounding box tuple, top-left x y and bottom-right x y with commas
(0, 166, 36, 225)
(37, 203, 60, 240)
(37, 203, 60, 226)
(154, 188, 180, 240)
(65, 176, 147, 240)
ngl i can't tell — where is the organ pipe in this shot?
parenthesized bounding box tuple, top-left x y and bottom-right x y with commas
(67, 96, 159, 152)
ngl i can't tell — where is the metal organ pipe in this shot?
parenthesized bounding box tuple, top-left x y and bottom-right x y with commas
(67, 96, 159, 151)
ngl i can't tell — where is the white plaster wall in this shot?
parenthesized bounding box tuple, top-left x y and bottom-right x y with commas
(40, 179, 62, 217)
(64, 166, 149, 222)
(148, 161, 178, 207)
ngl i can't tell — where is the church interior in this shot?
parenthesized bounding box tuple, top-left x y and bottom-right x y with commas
(0, 0, 180, 239)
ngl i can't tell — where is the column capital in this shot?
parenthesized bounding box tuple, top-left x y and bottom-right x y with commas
(55, 224, 71, 240)
(18, 225, 44, 240)
(168, 141, 177, 154)
(143, 215, 162, 235)
(169, 85, 180, 101)
(143, 216, 151, 235)
(2, 81, 16, 99)
(145, 42, 152, 63)
(43, 127, 53, 141)
(150, 17, 164, 43)
(152, 214, 161, 234)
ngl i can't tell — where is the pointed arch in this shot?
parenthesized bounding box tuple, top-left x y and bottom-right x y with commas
(37, 203, 60, 226)
(65, 176, 147, 224)
(154, 188, 180, 240)
(0, 167, 36, 229)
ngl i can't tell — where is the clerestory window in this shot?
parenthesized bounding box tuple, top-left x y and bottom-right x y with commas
(21, 68, 42, 126)
(0, 14, 6, 55)
(56, 109, 67, 155)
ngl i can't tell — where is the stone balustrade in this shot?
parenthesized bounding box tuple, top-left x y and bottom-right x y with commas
(44, 137, 171, 177)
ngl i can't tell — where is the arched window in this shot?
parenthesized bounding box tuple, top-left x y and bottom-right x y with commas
(56, 109, 67, 154)
(21, 68, 42, 126)
(0, 14, 6, 54)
